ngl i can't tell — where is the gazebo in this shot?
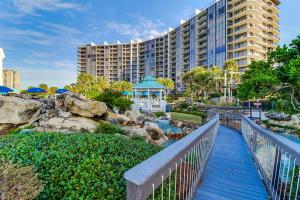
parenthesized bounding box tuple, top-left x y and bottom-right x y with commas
(132, 76, 167, 112)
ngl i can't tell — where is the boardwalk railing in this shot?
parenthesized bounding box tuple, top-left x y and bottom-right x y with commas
(124, 115, 219, 200)
(242, 116, 300, 200)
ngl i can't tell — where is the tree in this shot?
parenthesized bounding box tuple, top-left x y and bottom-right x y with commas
(182, 70, 195, 101)
(210, 66, 224, 94)
(39, 84, 48, 91)
(224, 59, 240, 97)
(237, 61, 279, 100)
(48, 87, 58, 96)
(156, 78, 175, 94)
(72, 74, 110, 99)
(112, 81, 133, 92)
(237, 35, 300, 113)
(183, 66, 216, 101)
(269, 35, 300, 111)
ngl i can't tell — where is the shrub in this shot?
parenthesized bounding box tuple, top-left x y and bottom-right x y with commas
(112, 98, 132, 112)
(154, 112, 165, 118)
(0, 132, 159, 199)
(275, 99, 297, 115)
(0, 163, 44, 200)
(95, 121, 125, 135)
(94, 90, 132, 112)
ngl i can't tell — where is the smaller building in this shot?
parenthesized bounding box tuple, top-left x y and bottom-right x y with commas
(132, 76, 167, 112)
(3, 69, 20, 89)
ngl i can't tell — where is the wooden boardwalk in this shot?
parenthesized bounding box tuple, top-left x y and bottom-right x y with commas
(194, 126, 269, 200)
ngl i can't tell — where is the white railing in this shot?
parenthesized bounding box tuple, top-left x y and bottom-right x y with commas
(124, 115, 219, 200)
(242, 117, 300, 200)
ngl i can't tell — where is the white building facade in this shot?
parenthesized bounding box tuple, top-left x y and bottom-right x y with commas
(0, 48, 5, 86)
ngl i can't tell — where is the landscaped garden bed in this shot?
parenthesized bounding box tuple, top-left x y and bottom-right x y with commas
(0, 132, 160, 199)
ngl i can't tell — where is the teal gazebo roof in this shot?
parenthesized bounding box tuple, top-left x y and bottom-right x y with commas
(134, 76, 165, 90)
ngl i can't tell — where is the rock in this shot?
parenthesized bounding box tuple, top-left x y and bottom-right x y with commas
(266, 112, 291, 121)
(58, 109, 71, 118)
(267, 114, 300, 130)
(0, 124, 17, 135)
(0, 96, 42, 125)
(36, 117, 98, 133)
(64, 95, 107, 118)
(38, 98, 55, 110)
(153, 135, 169, 146)
(122, 126, 148, 138)
(144, 121, 164, 140)
(125, 110, 145, 123)
(176, 121, 183, 128)
(106, 112, 131, 124)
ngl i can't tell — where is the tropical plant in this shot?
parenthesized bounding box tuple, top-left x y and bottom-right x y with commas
(112, 81, 133, 92)
(95, 121, 125, 135)
(237, 35, 300, 113)
(182, 66, 218, 101)
(39, 84, 49, 91)
(156, 78, 175, 94)
(224, 59, 240, 97)
(94, 90, 132, 112)
(0, 132, 160, 199)
(72, 73, 111, 99)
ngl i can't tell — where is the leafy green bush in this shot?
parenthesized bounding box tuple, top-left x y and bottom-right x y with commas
(112, 97, 132, 111)
(275, 99, 298, 114)
(95, 121, 125, 135)
(94, 90, 132, 112)
(0, 162, 44, 200)
(209, 93, 222, 99)
(0, 132, 160, 199)
(154, 112, 165, 118)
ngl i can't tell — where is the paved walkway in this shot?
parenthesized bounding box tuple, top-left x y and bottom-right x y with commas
(194, 126, 269, 200)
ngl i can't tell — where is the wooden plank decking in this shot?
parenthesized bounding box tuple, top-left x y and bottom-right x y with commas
(194, 126, 269, 200)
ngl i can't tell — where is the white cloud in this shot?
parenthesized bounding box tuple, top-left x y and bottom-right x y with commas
(106, 16, 166, 40)
(11, 0, 83, 15)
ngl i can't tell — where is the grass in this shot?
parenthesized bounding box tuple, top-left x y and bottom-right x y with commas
(171, 112, 203, 124)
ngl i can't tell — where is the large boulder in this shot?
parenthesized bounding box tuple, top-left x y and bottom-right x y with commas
(268, 114, 300, 129)
(122, 126, 148, 138)
(266, 112, 291, 121)
(106, 112, 131, 124)
(64, 95, 107, 118)
(144, 121, 164, 140)
(0, 96, 42, 125)
(36, 117, 98, 133)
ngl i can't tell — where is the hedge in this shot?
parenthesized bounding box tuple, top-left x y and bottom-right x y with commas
(0, 132, 160, 199)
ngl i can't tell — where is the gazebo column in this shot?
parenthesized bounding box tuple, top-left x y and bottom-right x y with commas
(159, 89, 162, 102)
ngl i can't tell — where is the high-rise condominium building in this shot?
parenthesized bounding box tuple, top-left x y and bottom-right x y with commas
(78, 0, 280, 92)
(0, 48, 5, 86)
(3, 69, 20, 89)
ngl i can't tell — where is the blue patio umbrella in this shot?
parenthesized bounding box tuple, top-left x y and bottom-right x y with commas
(55, 88, 69, 94)
(26, 87, 46, 93)
(0, 86, 13, 94)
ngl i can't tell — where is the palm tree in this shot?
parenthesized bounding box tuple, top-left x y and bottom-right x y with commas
(156, 78, 175, 95)
(182, 70, 195, 101)
(112, 81, 133, 92)
(224, 59, 239, 97)
(210, 66, 224, 94)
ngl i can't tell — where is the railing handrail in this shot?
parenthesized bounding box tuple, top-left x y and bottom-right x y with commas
(124, 114, 219, 186)
(242, 116, 300, 164)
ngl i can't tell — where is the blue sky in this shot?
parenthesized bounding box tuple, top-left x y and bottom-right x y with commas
(0, 0, 299, 89)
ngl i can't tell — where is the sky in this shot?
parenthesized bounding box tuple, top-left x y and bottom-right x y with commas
(0, 0, 299, 89)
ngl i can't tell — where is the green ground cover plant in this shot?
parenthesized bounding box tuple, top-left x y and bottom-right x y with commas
(0, 132, 160, 199)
